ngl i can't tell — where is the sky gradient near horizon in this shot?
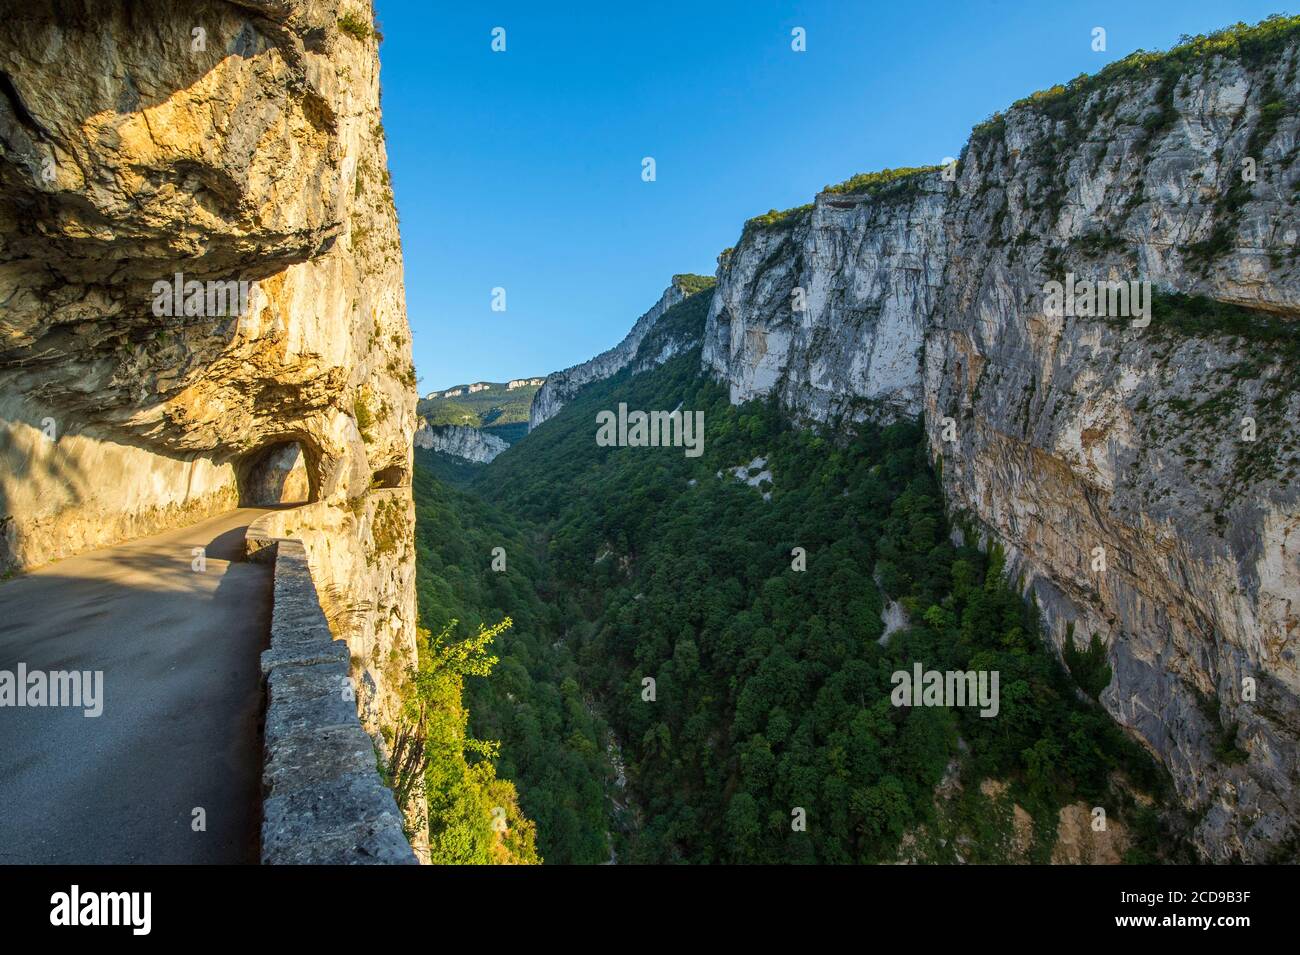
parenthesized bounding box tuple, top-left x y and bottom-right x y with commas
(376, 1, 1287, 392)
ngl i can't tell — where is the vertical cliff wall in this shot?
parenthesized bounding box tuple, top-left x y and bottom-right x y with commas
(413, 422, 509, 463)
(0, 0, 416, 732)
(927, 38, 1300, 863)
(703, 174, 948, 422)
(701, 26, 1300, 860)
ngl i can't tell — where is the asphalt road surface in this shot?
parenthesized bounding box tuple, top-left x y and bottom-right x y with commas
(0, 508, 274, 864)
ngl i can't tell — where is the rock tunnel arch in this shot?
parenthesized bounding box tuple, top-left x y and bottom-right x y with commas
(235, 438, 320, 506)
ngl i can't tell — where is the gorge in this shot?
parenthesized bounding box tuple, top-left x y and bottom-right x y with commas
(425, 17, 1299, 864)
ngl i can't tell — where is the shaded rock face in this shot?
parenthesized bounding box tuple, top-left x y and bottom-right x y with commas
(413, 422, 507, 463)
(928, 50, 1300, 864)
(0, 1, 416, 731)
(528, 278, 687, 430)
(697, 46, 1300, 860)
(240, 441, 311, 504)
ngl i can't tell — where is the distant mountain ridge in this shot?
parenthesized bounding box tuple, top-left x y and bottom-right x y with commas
(427, 378, 545, 400)
(415, 376, 542, 466)
(418, 378, 539, 431)
(528, 273, 716, 430)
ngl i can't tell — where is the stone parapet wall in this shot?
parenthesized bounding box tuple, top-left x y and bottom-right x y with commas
(248, 517, 415, 865)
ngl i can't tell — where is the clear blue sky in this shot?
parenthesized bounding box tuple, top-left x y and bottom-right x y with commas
(376, 0, 1286, 392)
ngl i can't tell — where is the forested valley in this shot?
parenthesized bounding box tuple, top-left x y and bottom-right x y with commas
(410, 287, 1185, 864)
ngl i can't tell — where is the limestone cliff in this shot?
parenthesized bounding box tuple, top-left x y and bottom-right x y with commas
(413, 422, 507, 463)
(927, 37, 1300, 863)
(704, 174, 948, 422)
(695, 26, 1300, 860)
(0, 0, 417, 732)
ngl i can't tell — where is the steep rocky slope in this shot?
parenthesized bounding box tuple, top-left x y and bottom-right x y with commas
(673, 24, 1300, 860)
(0, 0, 416, 732)
(529, 274, 713, 430)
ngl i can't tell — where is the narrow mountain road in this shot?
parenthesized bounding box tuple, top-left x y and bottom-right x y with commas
(0, 508, 276, 864)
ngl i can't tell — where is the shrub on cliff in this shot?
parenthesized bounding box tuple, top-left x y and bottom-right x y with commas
(393, 617, 541, 864)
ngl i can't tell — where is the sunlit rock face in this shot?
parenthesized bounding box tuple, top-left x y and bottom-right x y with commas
(701, 45, 1300, 860)
(413, 422, 507, 463)
(704, 180, 948, 423)
(0, 0, 416, 731)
